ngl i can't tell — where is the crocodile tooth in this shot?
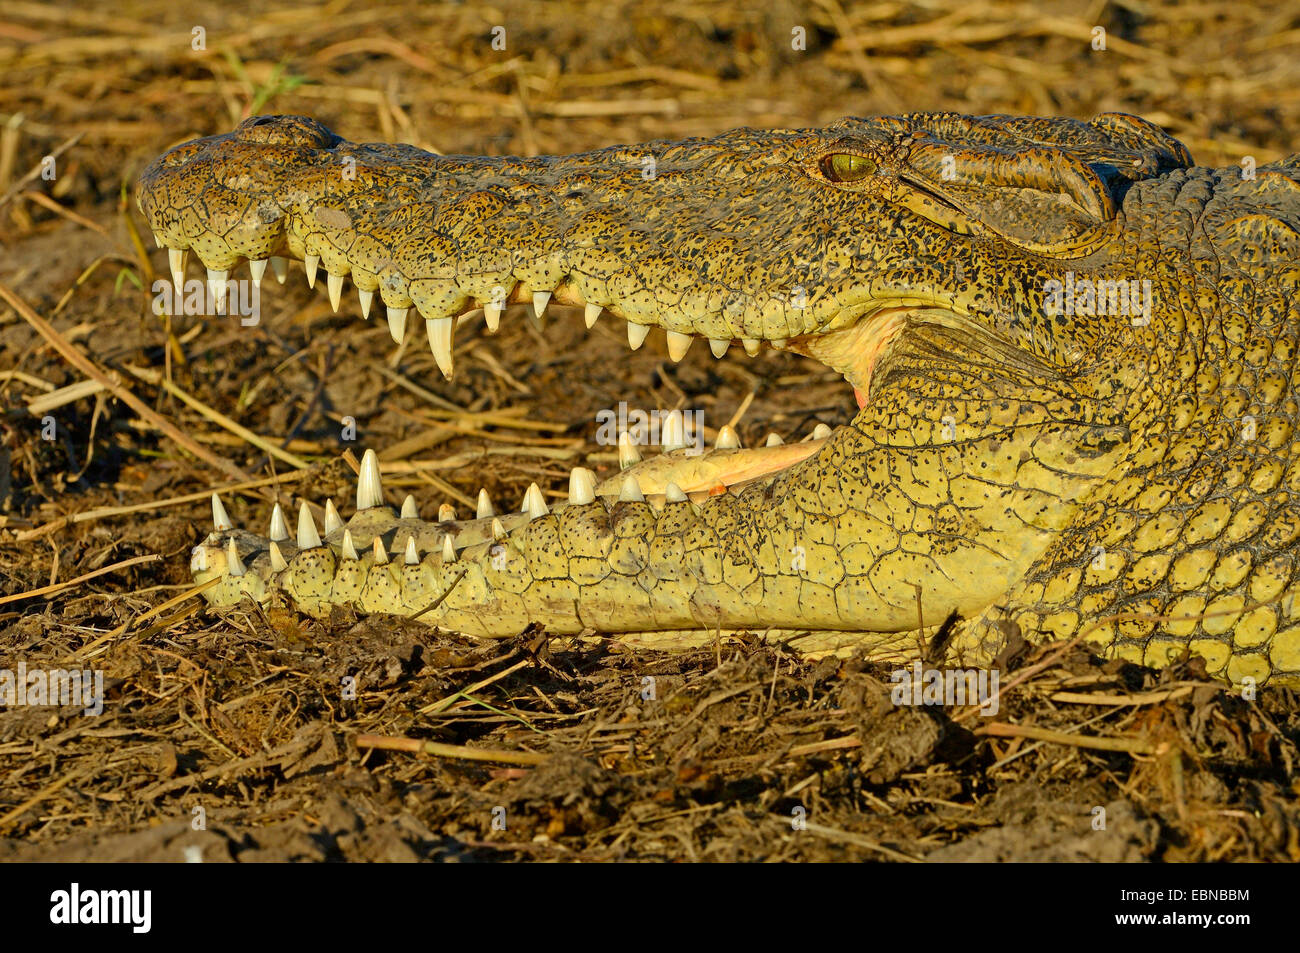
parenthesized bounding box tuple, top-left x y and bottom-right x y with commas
(372, 537, 389, 564)
(401, 494, 419, 519)
(192, 545, 209, 572)
(584, 303, 602, 328)
(523, 482, 548, 518)
(742, 338, 761, 356)
(152, 230, 163, 249)
(327, 273, 344, 312)
(323, 499, 343, 535)
(441, 534, 456, 562)
(438, 503, 456, 522)
(358, 288, 374, 319)
(665, 482, 688, 503)
(618, 431, 641, 470)
(765, 432, 784, 447)
(476, 489, 495, 519)
(249, 258, 268, 286)
(532, 291, 551, 318)
(491, 517, 506, 541)
(569, 467, 596, 505)
(168, 248, 187, 290)
(297, 501, 322, 548)
(426, 316, 454, 378)
(666, 330, 693, 362)
(619, 475, 644, 502)
(404, 534, 419, 565)
(207, 269, 228, 310)
(211, 493, 233, 532)
(304, 254, 319, 288)
(342, 529, 359, 560)
(715, 425, 741, 449)
(812, 423, 832, 440)
(773, 338, 788, 348)
(709, 338, 730, 358)
(270, 256, 288, 284)
(357, 448, 385, 509)
(384, 306, 408, 343)
(483, 301, 502, 332)
(627, 322, 650, 350)
(268, 502, 289, 542)
(269, 540, 288, 572)
(226, 538, 246, 576)
(661, 410, 687, 452)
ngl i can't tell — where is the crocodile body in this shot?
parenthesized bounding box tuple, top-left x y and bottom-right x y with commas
(137, 113, 1300, 686)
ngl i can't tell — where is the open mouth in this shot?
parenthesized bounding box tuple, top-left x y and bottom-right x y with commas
(151, 232, 924, 504)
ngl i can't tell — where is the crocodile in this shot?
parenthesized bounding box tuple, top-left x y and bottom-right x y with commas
(136, 113, 1300, 687)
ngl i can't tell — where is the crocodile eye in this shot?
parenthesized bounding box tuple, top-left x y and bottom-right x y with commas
(821, 153, 876, 183)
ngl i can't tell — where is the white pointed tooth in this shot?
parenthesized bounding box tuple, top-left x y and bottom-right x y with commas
(523, 482, 548, 518)
(207, 269, 228, 310)
(297, 501, 322, 549)
(168, 248, 187, 290)
(441, 534, 457, 562)
(358, 288, 374, 319)
(192, 545, 209, 572)
(765, 432, 785, 447)
(491, 517, 506, 541)
(476, 489, 495, 519)
(327, 273, 344, 312)
(401, 495, 419, 519)
(568, 467, 596, 505)
(342, 529, 359, 560)
(618, 475, 644, 502)
(483, 301, 502, 332)
(665, 482, 688, 503)
(249, 258, 267, 286)
(404, 535, 419, 565)
(742, 338, 761, 356)
(715, 425, 741, 450)
(372, 537, 389, 564)
(304, 254, 319, 288)
(323, 499, 343, 535)
(425, 316, 454, 378)
(773, 338, 788, 348)
(812, 423, 833, 440)
(661, 410, 687, 452)
(270, 256, 288, 284)
(382, 306, 407, 343)
(269, 540, 288, 572)
(211, 493, 233, 532)
(225, 538, 246, 577)
(438, 503, 456, 522)
(152, 230, 163, 249)
(709, 338, 730, 358)
(532, 291, 551, 318)
(628, 322, 650, 350)
(584, 302, 602, 328)
(268, 502, 289, 541)
(618, 431, 642, 470)
(666, 330, 693, 362)
(357, 449, 385, 509)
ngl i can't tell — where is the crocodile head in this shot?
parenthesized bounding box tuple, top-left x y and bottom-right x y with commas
(137, 114, 1300, 683)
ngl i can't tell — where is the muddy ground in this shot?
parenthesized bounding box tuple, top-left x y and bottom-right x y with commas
(1, 0, 1299, 862)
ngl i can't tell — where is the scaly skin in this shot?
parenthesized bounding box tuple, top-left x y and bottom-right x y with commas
(137, 113, 1300, 686)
